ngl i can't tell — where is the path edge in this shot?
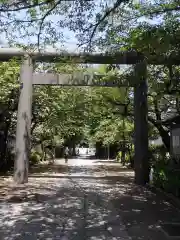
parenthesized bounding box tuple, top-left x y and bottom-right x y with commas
(147, 184, 180, 211)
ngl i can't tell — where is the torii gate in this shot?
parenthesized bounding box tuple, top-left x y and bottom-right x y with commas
(0, 48, 164, 185)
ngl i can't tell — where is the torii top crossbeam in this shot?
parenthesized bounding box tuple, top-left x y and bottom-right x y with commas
(0, 48, 179, 65)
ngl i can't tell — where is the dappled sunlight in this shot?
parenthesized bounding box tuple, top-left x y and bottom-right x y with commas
(132, 196, 148, 202)
(1, 163, 180, 239)
(0, 164, 133, 239)
(110, 182, 180, 240)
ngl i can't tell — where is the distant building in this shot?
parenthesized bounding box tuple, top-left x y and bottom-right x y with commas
(149, 137, 163, 146)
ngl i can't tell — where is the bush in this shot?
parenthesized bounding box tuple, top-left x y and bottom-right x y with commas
(153, 163, 180, 197)
(0, 148, 15, 173)
(116, 144, 134, 167)
(116, 151, 121, 162)
(30, 151, 42, 165)
(150, 144, 180, 197)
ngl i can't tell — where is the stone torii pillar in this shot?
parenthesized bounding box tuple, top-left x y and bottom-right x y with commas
(134, 60, 149, 185)
(14, 55, 33, 184)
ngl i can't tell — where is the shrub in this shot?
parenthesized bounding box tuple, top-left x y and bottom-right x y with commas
(30, 151, 42, 165)
(150, 144, 180, 197)
(116, 151, 121, 162)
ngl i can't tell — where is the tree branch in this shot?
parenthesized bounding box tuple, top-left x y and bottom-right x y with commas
(0, 1, 51, 12)
(37, 0, 62, 49)
(149, 5, 180, 15)
(81, 0, 129, 49)
(153, 97, 161, 121)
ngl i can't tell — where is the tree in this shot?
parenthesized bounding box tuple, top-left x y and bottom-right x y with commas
(0, 59, 20, 171)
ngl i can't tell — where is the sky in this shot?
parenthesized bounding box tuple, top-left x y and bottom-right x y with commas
(1, 22, 78, 52)
(0, 7, 79, 52)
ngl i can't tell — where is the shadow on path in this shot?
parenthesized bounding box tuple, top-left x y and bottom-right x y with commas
(0, 176, 131, 240)
(1, 164, 180, 239)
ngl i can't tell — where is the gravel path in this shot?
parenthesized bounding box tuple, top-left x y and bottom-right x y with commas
(1, 162, 179, 240)
(0, 165, 132, 240)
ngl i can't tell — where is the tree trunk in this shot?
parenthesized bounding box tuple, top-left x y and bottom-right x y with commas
(0, 119, 11, 171)
(157, 126, 170, 151)
(1, 124, 9, 161)
(41, 142, 45, 161)
(121, 149, 126, 166)
(148, 116, 170, 151)
(121, 118, 126, 165)
(72, 143, 76, 156)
